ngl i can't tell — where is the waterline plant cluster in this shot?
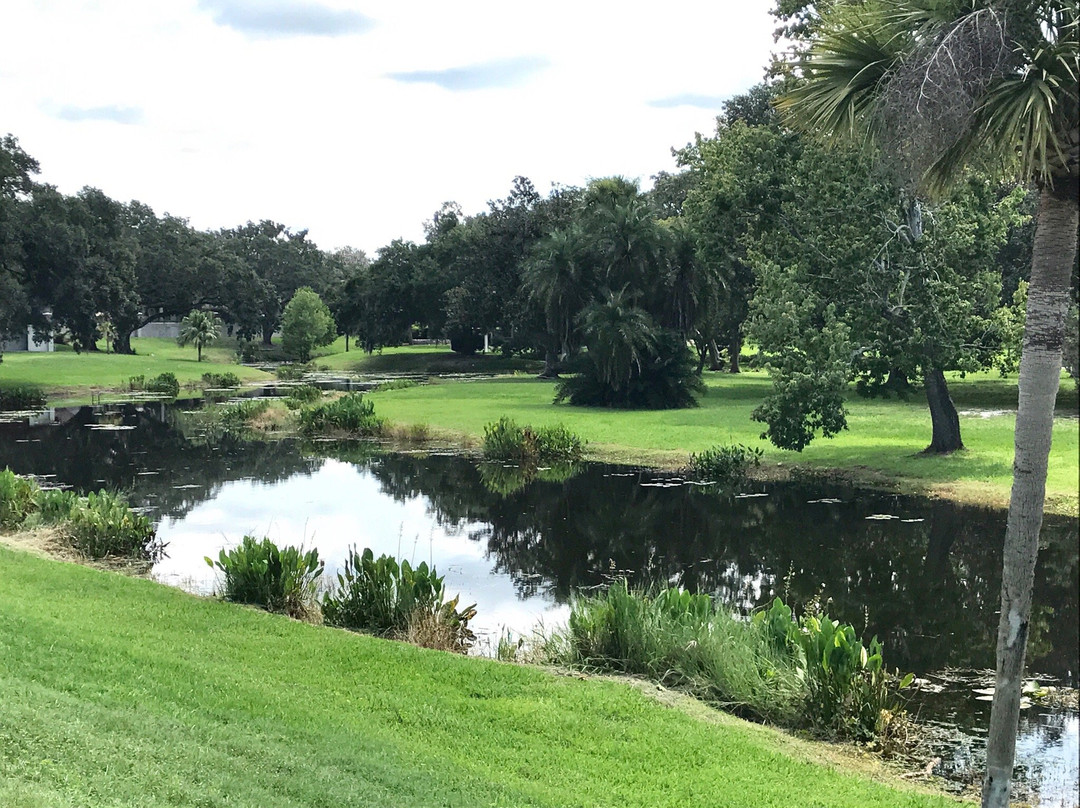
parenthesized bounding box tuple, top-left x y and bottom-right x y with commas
(209, 538, 476, 654)
(0, 469, 158, 559)
(546, 580, 911, 742)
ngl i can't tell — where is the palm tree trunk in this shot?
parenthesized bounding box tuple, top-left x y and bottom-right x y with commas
(982, 182, 1078, 808)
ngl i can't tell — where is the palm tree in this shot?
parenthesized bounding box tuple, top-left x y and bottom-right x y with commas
(177, 309, 223, 362)
(580, 290, 659, 395)
(524, 226, 593, 362)
(777, 3, 1077, 805)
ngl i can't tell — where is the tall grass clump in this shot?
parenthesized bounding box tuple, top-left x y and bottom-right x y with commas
(298, 393, 383, 436)
(556, 580, 802, 724)
(553, 582, 912, 740)
(201, 371, 241, 389)
(0, 468, 39, 528)
(688, 443, 764, 486)
(207, 536, 323, 620)
(323, 547, 476, 652)
(482, 417, 584, 464)
(0, 384, 46, 411)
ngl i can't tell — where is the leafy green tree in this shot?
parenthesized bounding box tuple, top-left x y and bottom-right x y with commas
(280, 287, 336, 362)
(0, 135, 38, 361)
(177, 309, 222, 362)
(777, 1, 1078, 802)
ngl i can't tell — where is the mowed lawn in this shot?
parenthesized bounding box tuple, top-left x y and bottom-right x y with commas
(0, 546, 957, 808)
(0, 339, 272, 401)
(367, 371, 1079, 514)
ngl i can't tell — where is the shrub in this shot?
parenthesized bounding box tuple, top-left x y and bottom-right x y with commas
(284, 384, 323, 410)
(201, 371, 241, 389)
(298, 393, 383, 436)
(482, 417, 584, 464)
(373, 378, 419, 392)
(554, 330, 704, 409)
(146, 372, 180, 398)
(0, 385, 46, 411)
(688, 443, 764, 485)
(0, 468, 39, 529)
(323, 547, 476, 652)
(207, 536, 323, 619)
(65, 491, 158, 559)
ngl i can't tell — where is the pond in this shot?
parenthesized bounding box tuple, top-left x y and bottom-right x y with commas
(2, 401, 1077, 806)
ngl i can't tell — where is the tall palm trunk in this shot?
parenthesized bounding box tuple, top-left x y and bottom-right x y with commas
(982, 181, 1078, 808)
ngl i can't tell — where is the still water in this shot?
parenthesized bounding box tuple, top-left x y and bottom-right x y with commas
(2, 401, 1077, 805)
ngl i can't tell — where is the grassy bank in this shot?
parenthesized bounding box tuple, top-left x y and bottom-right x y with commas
(0, 339, 272, 403)
(0, 544, 956, 808)
(366, 371, 1079, 515)
(316, 341, 545, 375)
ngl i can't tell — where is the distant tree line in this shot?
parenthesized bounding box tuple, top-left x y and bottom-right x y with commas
(2, 70, 1070, 447)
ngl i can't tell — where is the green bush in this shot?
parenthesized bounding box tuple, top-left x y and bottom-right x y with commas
(65, 491, 158, 559)
(284, 384, 323, 410)
(373, 379, 419, 392)
(323, 547, 476, 651)
(688, 443, 764, 485)
(206, 536, 323, 619)
(0, 385, 46, 411)
(482, 417, 584, 464)
(219, 399, 269, 430)
(128, 375, 146, 392)
(298, 393, 383, 436)
(146, 372, 180, 398)
(0, 468, 39, 529)
(201, 371, 241, 389)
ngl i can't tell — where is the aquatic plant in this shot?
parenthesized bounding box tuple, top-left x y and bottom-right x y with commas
(687, 443, 763, 486)
(323, 547, 476, 652)
(0, 384, 46, 411)
(37, 488, 80, 523)
(201, 371, 241, 389)
(481, 417, 584, 464)
(284, 383, 323, 410)
(754, 598, 913, 741)
(556, 580, 803, 725)
(275, 363, 310, 381)
(207, 535, 323, 620)
(65, 491, 158, 560)
(297, 393, 383, 436)
(146, 372, 180, 399)
(0, 468, 39, 529)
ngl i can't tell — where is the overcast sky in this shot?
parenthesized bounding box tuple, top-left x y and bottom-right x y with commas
(2, 1, 778, 254)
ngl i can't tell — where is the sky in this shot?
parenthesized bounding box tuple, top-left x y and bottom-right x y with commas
(1, 1, 778, 255)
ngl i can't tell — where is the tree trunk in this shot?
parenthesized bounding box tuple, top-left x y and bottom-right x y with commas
(538, 349, 560, 379)
(728, 332, 742, 373)
(707, 339, 723, 371)
(982, 182, 1078, 808)
(114, 331, 133, 355)
(923, 368, 963, 453)
(262, 323, 274, 346)
(345, 333, 349, 352)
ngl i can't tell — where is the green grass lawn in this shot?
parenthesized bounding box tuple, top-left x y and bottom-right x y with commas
(0, 339, 272, 402)
(0, 545, 957, 808)
(366, 370, 1079, 514)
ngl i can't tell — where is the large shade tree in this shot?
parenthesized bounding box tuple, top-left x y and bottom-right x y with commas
(777, 1, 1077, 805)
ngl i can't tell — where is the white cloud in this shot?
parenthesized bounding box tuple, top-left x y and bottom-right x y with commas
(1, 0, 777, 252)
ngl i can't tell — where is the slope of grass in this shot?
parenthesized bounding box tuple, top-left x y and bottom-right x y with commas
(365, 372, 1079, 514)
(0, 545, 956, 808)
(0, 339, 271, 403)
(316, 343, 544, 374)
